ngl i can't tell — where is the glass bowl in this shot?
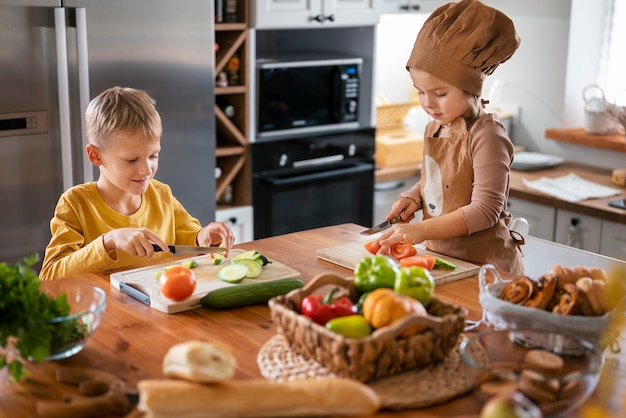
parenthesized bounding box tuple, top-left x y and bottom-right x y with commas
(5, 280, 107, 361)
(460, 328, 604, 417)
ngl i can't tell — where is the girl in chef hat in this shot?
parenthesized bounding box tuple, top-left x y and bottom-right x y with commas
(376, 0, 525, 274)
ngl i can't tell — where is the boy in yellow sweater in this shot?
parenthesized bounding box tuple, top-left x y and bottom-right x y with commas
(40, 86, 234, 280)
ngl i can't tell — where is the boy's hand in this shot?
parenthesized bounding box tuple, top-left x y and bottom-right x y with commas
(103, 228, 170, 258)
(197, 222, 235, 256)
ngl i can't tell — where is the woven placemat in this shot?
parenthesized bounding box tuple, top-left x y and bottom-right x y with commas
(257, 334, 479, 410)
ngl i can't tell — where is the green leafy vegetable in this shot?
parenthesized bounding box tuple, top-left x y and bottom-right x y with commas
(0, 254, 86, 383)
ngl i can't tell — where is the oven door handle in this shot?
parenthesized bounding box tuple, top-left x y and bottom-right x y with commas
(265, 162, 373, 186)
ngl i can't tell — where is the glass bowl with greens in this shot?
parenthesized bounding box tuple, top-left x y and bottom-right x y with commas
(1, 256, 107, 382)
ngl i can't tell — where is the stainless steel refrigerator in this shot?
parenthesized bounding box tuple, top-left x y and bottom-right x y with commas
(0, 0, 216, 267)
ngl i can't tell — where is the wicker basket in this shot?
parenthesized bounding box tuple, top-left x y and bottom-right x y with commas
(268, 273, 467, 383)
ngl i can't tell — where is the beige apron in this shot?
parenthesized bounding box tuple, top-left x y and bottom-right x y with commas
(420, 116, 524, 275)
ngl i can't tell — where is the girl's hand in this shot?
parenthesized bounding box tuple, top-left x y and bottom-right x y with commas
(376, 223, 423, 256)
(388, 196, 419, 223)
(197, 222, 235, 256)
(103, 227, 169, 258)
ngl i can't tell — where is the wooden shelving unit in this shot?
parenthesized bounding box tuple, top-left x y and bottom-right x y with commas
(545, 127, 626, 153)
(214, 0, 250, 208)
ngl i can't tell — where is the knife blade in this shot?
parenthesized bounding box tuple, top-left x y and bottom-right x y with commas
(360, 214, 403, 235)
(152, 244, 226, 254)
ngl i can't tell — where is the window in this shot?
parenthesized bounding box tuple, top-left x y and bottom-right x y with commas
(600, 0, 626, 103)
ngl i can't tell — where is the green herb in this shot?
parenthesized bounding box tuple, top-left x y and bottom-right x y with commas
(0, 254, 86, 383)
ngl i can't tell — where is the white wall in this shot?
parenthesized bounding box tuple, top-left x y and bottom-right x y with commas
(375, 0, 625, 169)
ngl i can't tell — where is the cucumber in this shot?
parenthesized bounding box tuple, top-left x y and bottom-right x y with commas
(232, 250, 260, 261)
(200, 278, 304, 310)
(232, 259, 263, 278)
(181, 259, 199, 269)
(217, 264, 249, 283)
(213, 253, 226, 265)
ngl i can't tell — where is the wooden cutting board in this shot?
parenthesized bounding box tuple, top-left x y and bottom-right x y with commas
(317, 240, 479, 285)
(110, 249, 301, 314)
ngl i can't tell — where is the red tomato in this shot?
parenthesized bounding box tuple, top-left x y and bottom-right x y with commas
(390, 242, 417, 259)
(399, 255, 436, 270)
(158, 266, 197, 301)
(364, 240, 381, 254)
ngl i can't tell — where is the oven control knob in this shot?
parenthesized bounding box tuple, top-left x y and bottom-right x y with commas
(279, 153, 288, 167)
(348, 144, 356, 156)
(347, 100, 357, 114)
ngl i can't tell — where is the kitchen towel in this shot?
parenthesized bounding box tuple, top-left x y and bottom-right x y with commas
(522, 173, 621, 202)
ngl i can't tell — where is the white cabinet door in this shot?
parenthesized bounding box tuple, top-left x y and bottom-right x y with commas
(253, 0, 381, 29)
(507, 197, 556, 240)
(215, 206, 254, 245)
(380, 0, 445, 14)
(600, 220, 626, 260)
(554, 209, 602, 253)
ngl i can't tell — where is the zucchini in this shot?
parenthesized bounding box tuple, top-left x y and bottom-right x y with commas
(213, 253, 225, 265)
(181, 259, 199, 269)
(232, 259, 263, 278)
(201, 278, 304, 310)
(232, 250, 260, 261)
(217, 264, 249, 283)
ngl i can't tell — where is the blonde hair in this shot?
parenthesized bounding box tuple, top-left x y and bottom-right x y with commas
(462, 92, 484, 126)
(85, 86, 162, 148)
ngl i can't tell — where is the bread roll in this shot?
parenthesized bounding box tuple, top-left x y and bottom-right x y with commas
(137, 378, 381, 418)
(524, 274, 556, 310)
(499, 276, 534, 305)
(163, 341, 236, 383)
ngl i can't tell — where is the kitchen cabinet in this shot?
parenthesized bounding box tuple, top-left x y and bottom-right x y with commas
(507, 197, 556, 241)
(251, 0, 381, 29)
(214, 0, 251, 208)
(554, 209, 602, 253)
(600, 220, 626, 260)
(381, 0, 446, 14)
(215, 205, 253, 244)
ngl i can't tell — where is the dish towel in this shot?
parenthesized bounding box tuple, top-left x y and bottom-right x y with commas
(522, 173, 621, 202)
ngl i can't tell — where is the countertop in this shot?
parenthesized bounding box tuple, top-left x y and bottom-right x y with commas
(1, 224, 625, 417)
(376, 161, 626, 225)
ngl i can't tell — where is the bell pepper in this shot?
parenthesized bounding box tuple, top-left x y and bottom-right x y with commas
(354, 255, 399, 293)
(325, 315, 372, 338)
(394, 266, 435, 307)
(300, 287, 356, 326)
(354, 291, 371, 315)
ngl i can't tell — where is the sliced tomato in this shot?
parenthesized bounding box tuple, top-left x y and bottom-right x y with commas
(364, 240, 381, 254)
(399, 255, 436, 270)
(390, 242, 417, 259)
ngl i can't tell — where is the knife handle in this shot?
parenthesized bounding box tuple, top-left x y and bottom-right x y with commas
(152, 244, 175, 252)
(36, 393, 132, 418)
(389, 214, 403, 224)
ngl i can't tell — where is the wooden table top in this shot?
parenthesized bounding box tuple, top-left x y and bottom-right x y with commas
(1, 223, 624, 417)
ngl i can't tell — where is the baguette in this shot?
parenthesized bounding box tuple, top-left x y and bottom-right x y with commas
(163, 340, 236, 383)
(137, 378, 381, 418)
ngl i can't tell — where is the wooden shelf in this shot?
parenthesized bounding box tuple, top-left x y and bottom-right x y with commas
(545, 127, 626, 153)
(214, 0, 250, 206)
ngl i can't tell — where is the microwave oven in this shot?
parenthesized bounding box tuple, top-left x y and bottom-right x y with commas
(256, 54, 362, 139)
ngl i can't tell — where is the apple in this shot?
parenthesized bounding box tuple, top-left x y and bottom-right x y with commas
(480, 393, 543, 418)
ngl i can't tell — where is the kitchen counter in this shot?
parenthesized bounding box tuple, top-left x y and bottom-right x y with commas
(377, 160, 626, 225)
(1, 224, 625, 417)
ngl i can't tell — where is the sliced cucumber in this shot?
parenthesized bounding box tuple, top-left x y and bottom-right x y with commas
(181, 259, 199, 269)
(232, 250, 260, 261)
(232, 259, 263, 278)
(213, 253, 226, 265)
(217, 263, 249, 283)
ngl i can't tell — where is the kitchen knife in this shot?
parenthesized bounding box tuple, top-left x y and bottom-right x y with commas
(152, 244, 226, 254)
(360, 214, 403, 235)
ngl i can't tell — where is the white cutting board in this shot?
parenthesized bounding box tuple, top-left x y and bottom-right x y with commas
(110, 249, 301, 314)
(317, 241, 480, 285)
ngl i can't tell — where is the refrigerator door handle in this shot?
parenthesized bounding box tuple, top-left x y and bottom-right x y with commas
(54, 7, 74, 191)
(75, 7, 93, 183)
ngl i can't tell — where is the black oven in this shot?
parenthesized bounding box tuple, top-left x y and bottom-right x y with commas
(251, 128, 375, 239)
